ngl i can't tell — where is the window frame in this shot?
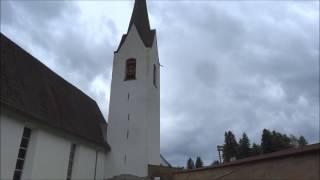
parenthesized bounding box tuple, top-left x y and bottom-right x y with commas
(66, 143, 76, 180)
(13, 127, 32, 180)
(125, 58, 136, 81)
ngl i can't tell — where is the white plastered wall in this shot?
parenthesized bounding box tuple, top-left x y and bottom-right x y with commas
(0, 110, 25, 180)
(0, 107, 107, 180)
(23, 129, 70, 179)
(105, 24, 160, 178)
(72, 145, 96, 180)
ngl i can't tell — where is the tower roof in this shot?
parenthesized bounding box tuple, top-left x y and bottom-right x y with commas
(116, 0, 155, 52)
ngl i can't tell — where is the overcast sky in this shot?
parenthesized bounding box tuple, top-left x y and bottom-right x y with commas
(1, 0, 319, 167)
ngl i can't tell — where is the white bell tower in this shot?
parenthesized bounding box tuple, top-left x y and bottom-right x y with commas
(105, 0, 160, 178)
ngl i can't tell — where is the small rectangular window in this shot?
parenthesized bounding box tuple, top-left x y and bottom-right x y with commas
(15, 159, 24, 170)
(18, 149, 26, 159)
(66, 144, 76, 180)
(153, 64, 157, 88)
(13, 127, 32, 180)
(22, 128, 31, 138)
(13, 171, 21, 180)
(20, 138, 29, 148)
(125, 59, 136, 80)
(126, 130, 129, 139)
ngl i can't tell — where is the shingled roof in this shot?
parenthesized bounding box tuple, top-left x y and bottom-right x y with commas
(0, 33, 110, 150)
(116, 0, 156, 52)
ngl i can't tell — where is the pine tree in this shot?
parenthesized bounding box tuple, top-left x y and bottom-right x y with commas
(298, 136, 308, 146)
(187, 158, 195, 169)
(261, 129, 273, 153)
(195, 156, 204, 168)
(251, 143, 261, 156)
(223, 131, 239, 162)
(270, 131, 292, 151)
(211, 160, 220, 166)
(290, 135, 299, 147)
(238, 133, 251, 159)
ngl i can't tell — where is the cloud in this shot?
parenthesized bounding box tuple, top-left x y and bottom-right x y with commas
(1, 0, 116, 117)
(156, 1, 319, 166)
(1, 0, 319, 167)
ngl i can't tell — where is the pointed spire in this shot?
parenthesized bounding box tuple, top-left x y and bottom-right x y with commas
(128, 0, 151, 33)
(128, 0, 155, 47)
(116, 0, 155, 52)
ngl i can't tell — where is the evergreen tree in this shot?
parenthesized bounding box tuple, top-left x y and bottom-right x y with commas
(270, 131, 292, 151)
(187, 158, 195, 169)
(238, 133, 251, 159)
(262, 129, 294, 153)
(298, 136, 308, 146)
(251, 143, 261, 156)
(211, 160, 220, 166)
(195, 156, 203, 168)
(223, 131, 239, 162)
(289, 135, 299, 147)
(261, 129, 273, 153)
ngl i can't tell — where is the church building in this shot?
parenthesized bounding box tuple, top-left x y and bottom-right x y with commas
(1, 0, 164, 179)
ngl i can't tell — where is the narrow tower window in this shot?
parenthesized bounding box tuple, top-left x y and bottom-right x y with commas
(125, 59, 136, 80)
(66, 144, 76, 180)
(13, 127, 32, 180)
(153, 64, 157, 88)
(126, 130, 129, 139)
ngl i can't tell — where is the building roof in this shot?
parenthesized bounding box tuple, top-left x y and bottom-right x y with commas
(173, 144, 320, 180)
(177, 143, 320, 173)
(115, 0, 156, 52)
(0, 33, 110, 150)
(160, 154, 172, 167)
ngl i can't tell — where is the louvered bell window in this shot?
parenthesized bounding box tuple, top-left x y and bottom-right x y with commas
(125, 59, 136, 80)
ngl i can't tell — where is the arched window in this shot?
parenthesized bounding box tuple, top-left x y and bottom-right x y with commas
(125, 58, 136, 80)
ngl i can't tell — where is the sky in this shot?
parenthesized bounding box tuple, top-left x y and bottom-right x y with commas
(1, 0, 319, 167)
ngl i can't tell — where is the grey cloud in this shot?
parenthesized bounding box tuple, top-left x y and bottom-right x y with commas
(1, 0, 114, 118)
(1, 1, 77, 49)
(1, 0, 318, 167)
(1, 1, 16, 25)
(156, 1, 318, 166)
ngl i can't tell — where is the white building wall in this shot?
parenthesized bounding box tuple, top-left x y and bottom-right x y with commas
(0, 111, 25, 180)
(146, 36, 160, 166)
(95, 151, 106, 180)
(105, 24, 160, 178)
(24, 129, 70, 179)
(72, 145, 96, 179)
(0, 107, 107, 180)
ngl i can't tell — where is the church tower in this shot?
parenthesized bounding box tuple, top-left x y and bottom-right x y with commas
(105, 0, 160, 178)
